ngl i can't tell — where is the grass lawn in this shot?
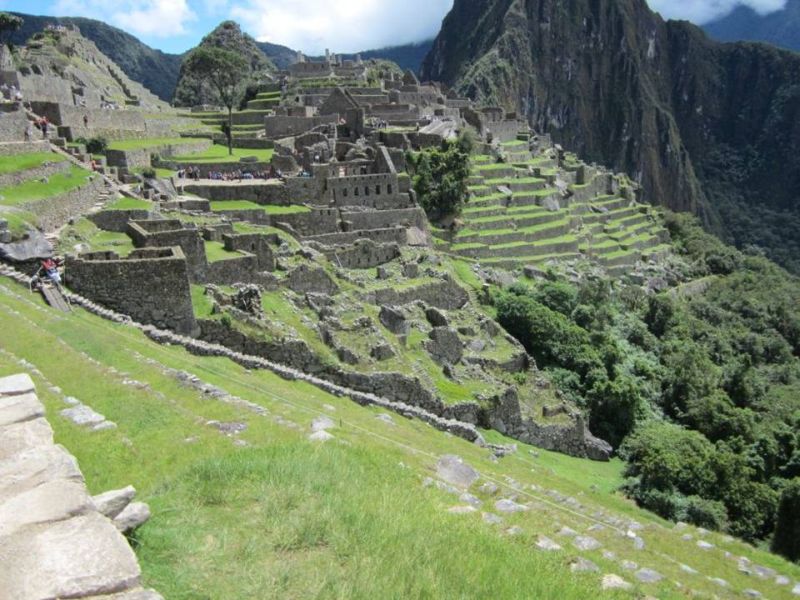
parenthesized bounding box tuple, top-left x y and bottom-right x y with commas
(0, 152, 67, 174)
(204, 240, 242, 262)
(0, 165, 93, 207)
(107, 138, 189, 151)
(210, 200, 310, 214)
(170, 145, 275, 164)
(0, 278, 798, 599)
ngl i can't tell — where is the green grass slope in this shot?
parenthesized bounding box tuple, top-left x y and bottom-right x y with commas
(1, 275, 798, 598)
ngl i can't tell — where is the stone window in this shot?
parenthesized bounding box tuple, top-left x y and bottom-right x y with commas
(364, 186, 370, 196)
(387, 184, 393, 195)
(354, 187, 359, 197)
(342, 188, 348, 198)
(375, 184, 381, 195)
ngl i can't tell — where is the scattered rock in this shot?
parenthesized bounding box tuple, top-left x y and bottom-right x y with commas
(679, 564, 698, 575)
(535, 536, 561, 551)
(308, 430, 334, 442)
(60, 404, 106, 427)
(632, 536, 645, 550)
(425, 307, 449, 327)
(435, 455, 479, 489)
(635, 568, 663, 583)
(620, 561, 638, 571)
(557, 526, 578, 537)
(601, 574, 632, 591)
(792, 582, 800, 595)
(696, 540, 714, 550)
(708, 577, 728, 588)
(374, 413, 395, 425)
(570, 558, 599, 573)
(379, 305, 408, 335)
(459, 492, 481, 507)
(505, 526, 523, 536)
(572, 535, 601, 551)
(482, 512, 503, 525)
(494, 498, 528, 513)
(113, 501, 150, 533)
(310, 416, 335, 432)
(370, 344, 395, 361)
(478, 482, 498, 495)
(743, 589, 762, 598)
(92, 486, 136, 519)
(425, 327, 463, 365)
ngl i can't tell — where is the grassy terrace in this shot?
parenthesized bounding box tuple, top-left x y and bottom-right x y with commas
(209, 201, 310, 214)
(456, 218, 571, 240)
(171, 145, 275, 164)
(1, 276, 798, 598)
(0, 165, 92, 207)
(204, 240, 242, 262)
(0, 151, 67, 174)
(107, 138, 189, 151)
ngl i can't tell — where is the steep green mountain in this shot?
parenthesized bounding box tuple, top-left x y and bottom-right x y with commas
(254, 40, 297, 70)
(346, 40, 434, 74)
(421, 0, 800, 273)
(6, 12, 182, 102)
(704, 0, 800, 53)
(174, 21, 275, 107)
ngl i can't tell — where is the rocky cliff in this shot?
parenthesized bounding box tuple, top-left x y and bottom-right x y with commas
(422, 0, 800, 271)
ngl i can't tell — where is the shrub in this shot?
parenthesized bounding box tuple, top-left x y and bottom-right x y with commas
(772, 478, 800, 561)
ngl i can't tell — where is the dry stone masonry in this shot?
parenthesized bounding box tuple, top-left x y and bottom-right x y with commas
(0, 373, 160, 600)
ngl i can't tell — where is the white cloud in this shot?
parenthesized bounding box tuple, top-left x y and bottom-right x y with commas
(230, 0, 453, 54)
(51, 0, 195, 37)
(647, 0, 787, 24)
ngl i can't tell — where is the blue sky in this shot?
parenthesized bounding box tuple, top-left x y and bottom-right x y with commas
(0, 0, 789, 55)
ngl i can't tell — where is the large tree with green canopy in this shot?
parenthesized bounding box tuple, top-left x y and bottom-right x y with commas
(182, 47, 249, 156)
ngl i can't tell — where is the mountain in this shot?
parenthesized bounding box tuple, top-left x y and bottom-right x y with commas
(255, 40, 297, 71)
(346, 41, 434, 74)
(173, 21, 275, 107)
(6, 12, 182, 102)
(422, 0, 800, 273)
(704, 0, 800, 53)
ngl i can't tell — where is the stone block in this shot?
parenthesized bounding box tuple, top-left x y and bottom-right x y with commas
(0, 445, 83, 502)
(0, 479, 93, 537)
(93, 485, 136, 519)
(0, 513, 141, 599)
(0, 392, 45, 426)
(0, 373, 35, 396)
(0, 418, 54, 461)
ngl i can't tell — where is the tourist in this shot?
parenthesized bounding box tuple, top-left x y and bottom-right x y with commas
(41, 257, 62, 287)
(83, 114, 89, 128)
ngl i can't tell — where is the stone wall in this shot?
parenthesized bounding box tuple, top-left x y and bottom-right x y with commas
(341, 207, 426, 232)
(66, 247, 198, 336)
(21, 174, 106, 233)
(88, 209, 151, 233)
(264, 115, 336, 139)
(127, 220, 208, 282)
(0, 105, 31, 142)
(205, 254, 260, 285)
(273, 207, 339, 237)
(0, 140, 50, 155)
(223, 234, 276, 270)
(305, 227, 408, 247)
(371, 278, 470, 310)
(0, 373, 162, 600)
(327, 172, 412, 209)
(0, 156, 70, 187)
(324, 239, 400, 269)
(105, 140, 211, 170)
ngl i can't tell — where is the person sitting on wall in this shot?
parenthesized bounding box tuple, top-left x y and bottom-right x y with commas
(41, 257, 62, 287)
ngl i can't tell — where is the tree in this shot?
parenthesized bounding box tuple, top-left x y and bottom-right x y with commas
(772, 478, 800, 561)
(406, 141, 470, 220)
(182, 47, 249, 155)
(0, 13, 23, 47)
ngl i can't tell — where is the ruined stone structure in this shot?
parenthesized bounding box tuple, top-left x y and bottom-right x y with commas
(66, 247, 198, 336)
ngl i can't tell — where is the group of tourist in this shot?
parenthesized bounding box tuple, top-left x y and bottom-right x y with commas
(23, 116, 50, 141)
(175, 165, 288, 182)
(177, 166, 202, 181)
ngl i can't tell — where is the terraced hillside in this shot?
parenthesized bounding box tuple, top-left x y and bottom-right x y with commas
(435, 140, 670, 274)
(1, 271, 799, 598)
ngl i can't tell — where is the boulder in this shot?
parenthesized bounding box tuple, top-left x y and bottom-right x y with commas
(0, 479, 93, 537)
(435, 455, 479, 489)
(113, 501, 151, 533)
(0, 513, 141, 599)
(308, 430, 334, 442)
(634, 568, 663, 583)
(379, 305, 408, 335)
(425, 307, 449, 327)
(570, 558, 599, 572)
(572, 535, 602, 551)
(0, 373, 35, 396)
(601, 575, 632, 591)
(92, 485, 137, 519)
(370, 344, 395, 361)
(60, 404, 106, 427)
(0, 229, 53, 262)
(494, 498, 528, 513)
(535, 536, 562, 551)
(0, 392, 44, 427)
(311, 416, 335, 432)
(425, 327, 463, 365)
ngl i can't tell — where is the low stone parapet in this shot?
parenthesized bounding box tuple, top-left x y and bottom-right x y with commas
(0, 373, 161, 600)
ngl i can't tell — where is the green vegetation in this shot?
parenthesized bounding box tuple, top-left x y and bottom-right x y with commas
(209, 200, 308, 214)
(106, 197, 153, 211)
(491, 211, 800, 555)
(0, 152, 66, 174)
(107, 138, 188, 151)
(204, 240, 241, 262)
(170, 145, 274, 164)
(0, 165, 92, 207)
(406, 138, 470, 220)
(181, 46, 250, 155)
(57, 218, 134, 256)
